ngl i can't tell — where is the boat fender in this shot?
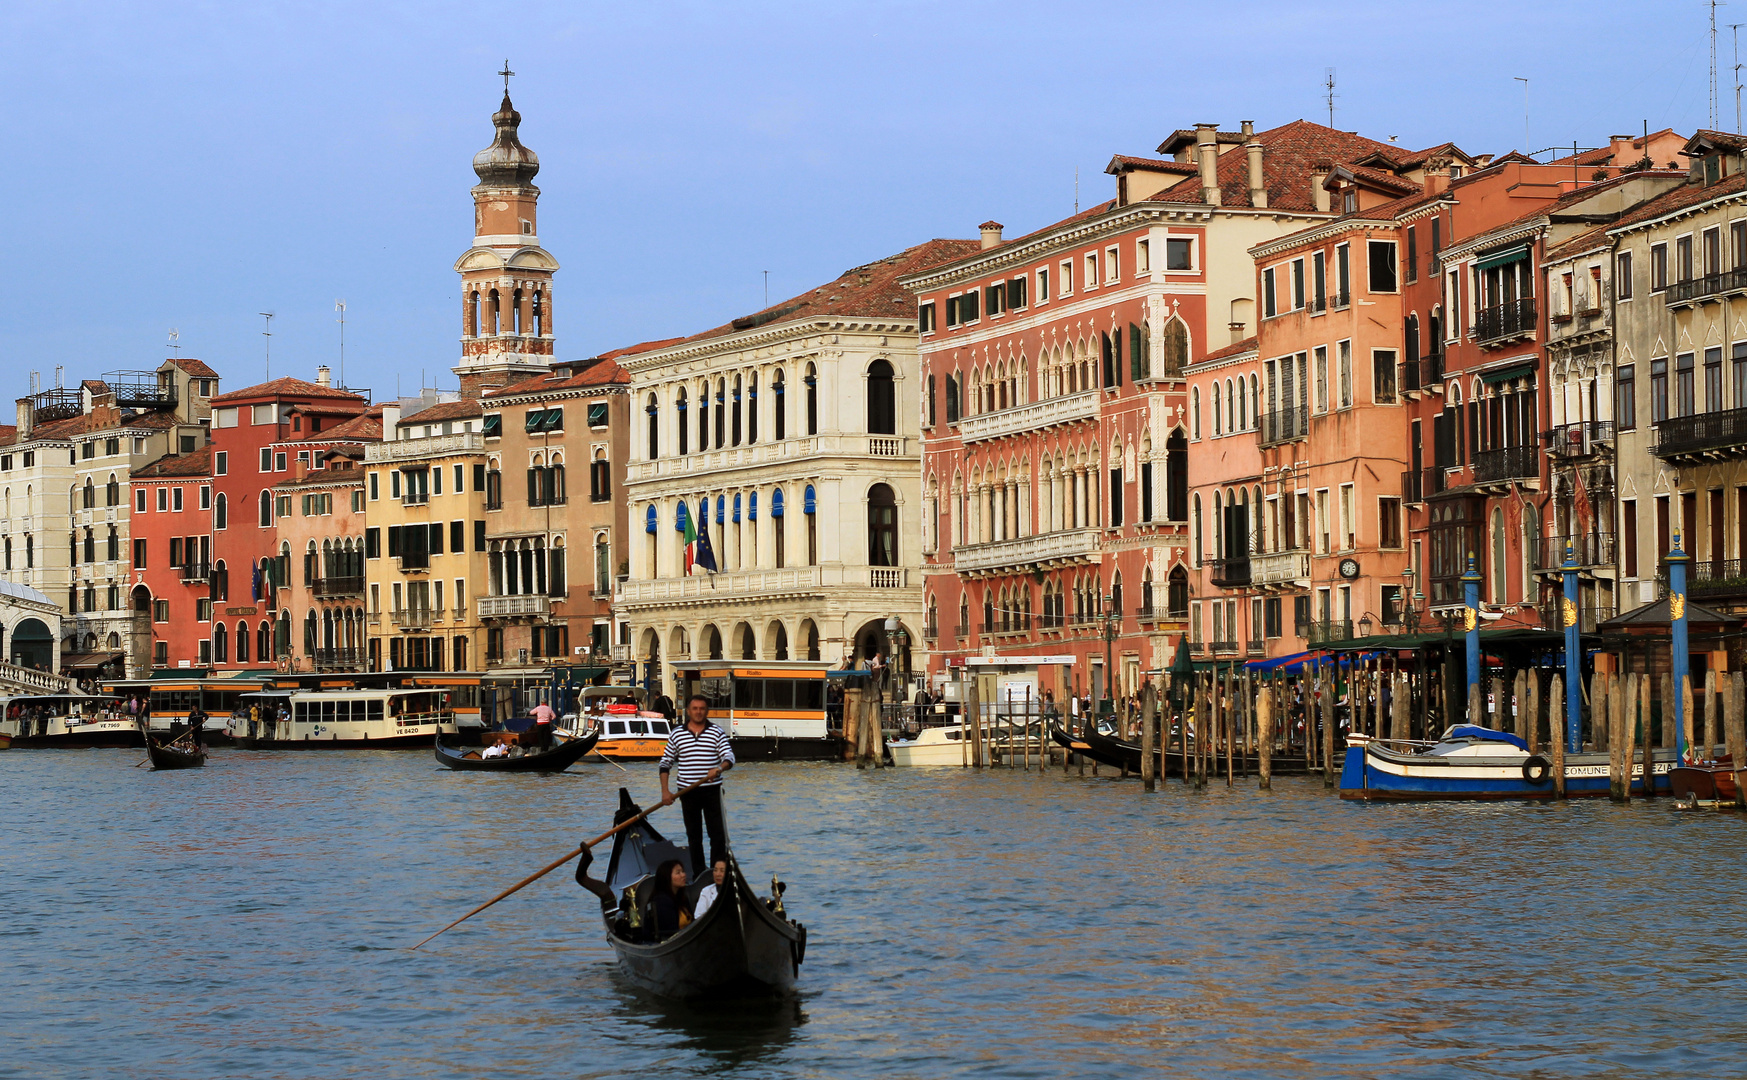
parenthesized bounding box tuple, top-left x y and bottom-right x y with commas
(1521, 755, 1552, 784)
(791, 922, 807, 971)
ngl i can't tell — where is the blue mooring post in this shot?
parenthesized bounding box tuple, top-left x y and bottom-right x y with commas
(1463, 553, 1483, 723)
(1668, 529, 1690, 761)
(1562, 540, 1582, 753)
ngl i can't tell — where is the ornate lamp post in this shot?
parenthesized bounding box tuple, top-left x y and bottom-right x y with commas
(1102, 593, 1118, 717)
(883, 616, 908, 703)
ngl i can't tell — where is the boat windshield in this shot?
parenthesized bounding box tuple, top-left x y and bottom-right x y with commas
(628, 719, 648, 735)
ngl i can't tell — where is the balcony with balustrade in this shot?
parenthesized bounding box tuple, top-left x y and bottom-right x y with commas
(476, 594, 552, 619)
(1209, 557, 1251, 588)
(953, 527, 1101, 576)
(1258, 406, 1309, 447)
(1475, 297, 1536, 346)
(1657, 558, 1747, 601)
(1303, 618, 1355, 645)
(390, 608, 434, 629)
(1472, 445, 1539, 486)
(1533, 533, 1616, 574)
(1251, 549, 1310, 588)
(1652, 406, 1747, 462)
(1665, 267, 1747, 307)
(1544, 420, 1615, 458)
(365, 431, 484, 463)
(312, 575, 365, 597)
(957, 390, 1099, 444)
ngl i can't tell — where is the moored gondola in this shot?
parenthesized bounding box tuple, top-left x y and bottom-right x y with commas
(590, 789, 804, 999)
(1050, 720, 1154, 772)
(434, 730, 599, 772)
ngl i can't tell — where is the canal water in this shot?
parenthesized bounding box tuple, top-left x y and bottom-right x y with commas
(3, 750, 1745, 1079)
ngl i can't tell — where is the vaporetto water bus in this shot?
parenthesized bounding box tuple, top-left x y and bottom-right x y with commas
(229, 687, 459, 748)
(1, 691, 143, 749)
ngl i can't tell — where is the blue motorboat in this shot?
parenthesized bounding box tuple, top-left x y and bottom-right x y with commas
(1340, 725, 1676, 801)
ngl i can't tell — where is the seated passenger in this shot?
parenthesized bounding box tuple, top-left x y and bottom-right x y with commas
(694, 859, 728, 918)
(647, 859, 693, 938)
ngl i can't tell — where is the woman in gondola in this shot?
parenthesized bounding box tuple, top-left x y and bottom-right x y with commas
(647, 859, 693, 939)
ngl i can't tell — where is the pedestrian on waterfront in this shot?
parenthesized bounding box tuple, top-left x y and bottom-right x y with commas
(659, 693, 735, 877)
(652, 692, 675, 721)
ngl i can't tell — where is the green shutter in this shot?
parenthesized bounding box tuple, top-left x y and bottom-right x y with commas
(483, 414, 502, 437)
(525, 409, 545, 433)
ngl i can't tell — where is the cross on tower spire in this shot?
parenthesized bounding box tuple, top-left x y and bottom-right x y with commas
(499, 60, 514, 96)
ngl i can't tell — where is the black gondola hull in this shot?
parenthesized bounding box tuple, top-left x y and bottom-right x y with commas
(146, 740, 207, 769)
(433, 731, 599, 772)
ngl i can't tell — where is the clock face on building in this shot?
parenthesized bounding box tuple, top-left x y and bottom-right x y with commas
(1339, 558, 1360, 580)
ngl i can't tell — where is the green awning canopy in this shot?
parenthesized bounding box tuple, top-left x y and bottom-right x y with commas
(482, 414, 502, 437)
(1480, 362, 1537, 385)
(1475, 243, 1530, 271)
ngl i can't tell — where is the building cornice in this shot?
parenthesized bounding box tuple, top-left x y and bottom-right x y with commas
(1439, 220, 1546, 263)
(1607, 184, 1747, 237)
(901, 204, 1334, 292)
(622, 317, 917, 376)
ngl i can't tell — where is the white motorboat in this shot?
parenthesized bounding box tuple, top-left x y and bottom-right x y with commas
(888, 724, 988, 767)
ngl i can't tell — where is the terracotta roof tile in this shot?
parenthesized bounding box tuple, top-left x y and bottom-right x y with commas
(1196, 336, 1258, 364)
(165, 357, 220, 379)
(486, 358, 634, 399)
(669, 238, 982, 348)
(1155, 128, 1246, 156)
(290, 410, 383, 442)
(1147, 120, 1408, 213)
(134, 445, 213, 479)
(210, 377, 369, 404)
(1607, 172, 1747, 234)
(397, 399, 482, 426)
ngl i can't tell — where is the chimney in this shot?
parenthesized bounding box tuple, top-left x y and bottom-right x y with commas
(1196, 123, 1222, 206)
(382, 404, 401, 435)
(316, 365, 332, 387)
(15, 398, 31, 440)
(1311, 160, 1332, 212)
(1243, 121, 1267, 208)
(979, 220, 1004, 250)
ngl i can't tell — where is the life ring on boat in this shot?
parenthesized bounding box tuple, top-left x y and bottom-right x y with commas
(1522, 755, 1552, 784)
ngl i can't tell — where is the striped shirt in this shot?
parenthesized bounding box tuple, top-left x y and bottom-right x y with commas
(659, 720, 735, 787)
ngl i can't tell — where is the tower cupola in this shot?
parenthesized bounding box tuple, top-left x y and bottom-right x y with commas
(472, 94, 541, 188)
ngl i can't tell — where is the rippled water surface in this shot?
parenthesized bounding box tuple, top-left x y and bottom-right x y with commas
(4, 749, 1746, 1079)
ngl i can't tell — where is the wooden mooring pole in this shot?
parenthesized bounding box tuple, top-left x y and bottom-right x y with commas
(1140, 679, 1156, 791)
(1728, 670, 1747, 809)
(1550, 674, 1566, 799)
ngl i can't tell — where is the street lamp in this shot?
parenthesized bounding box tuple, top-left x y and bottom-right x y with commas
(1401, 566, 1420, 634)
(883, 616, 908, 701)
(1358, 613, 1373, 639)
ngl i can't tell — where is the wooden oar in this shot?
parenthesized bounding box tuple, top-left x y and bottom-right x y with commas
(410, 776, 707, 950)
(589, 748, 629, 772)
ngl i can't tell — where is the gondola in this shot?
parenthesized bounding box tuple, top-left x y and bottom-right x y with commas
(1049, 720, 1154, 772)
(433, 730, 599, 772)
(594, 789, 805, 999)
(145, 735, 207, 770)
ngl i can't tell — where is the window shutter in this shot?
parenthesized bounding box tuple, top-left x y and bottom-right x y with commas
(472, 463, 485, 491)
(387, 525, 401, 557)
(527, 468, 538, 506)
(1102, 332, 1115, 388)
(1129, 323, 1143, 379)
(474, 520, 487, 552)
(430, 522, 444, 554)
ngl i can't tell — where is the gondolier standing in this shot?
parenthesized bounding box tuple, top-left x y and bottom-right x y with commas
(659, 694, 735, 876)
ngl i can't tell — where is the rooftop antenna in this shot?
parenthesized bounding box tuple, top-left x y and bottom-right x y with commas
(335, 300, 347, 387)
(763, 270, 769, 308)
(1713, 2, 1726, 130)
(1325, 67, 1338, 127)
(54, 365, 63, 388)
(167, 328, 180, 357)
(1733, 23, 1743, 132)
(1074, 166, 1079, 214)
(29, 371, 39, 395)
(1515, 77, 1530, 158)
(259, 312, 274, 379)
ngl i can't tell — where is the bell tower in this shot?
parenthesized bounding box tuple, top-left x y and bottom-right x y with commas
(453, 69, 558, 396)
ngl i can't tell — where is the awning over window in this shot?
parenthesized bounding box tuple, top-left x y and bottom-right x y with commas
(1480, 362, 1538, 386)
(482, 414, 502, 437)
(1475, 244, 1530, 271)
(62, 652, 124, 670)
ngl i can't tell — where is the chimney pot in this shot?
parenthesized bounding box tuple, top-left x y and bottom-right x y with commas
(1311, 161, 1332, 212)
(1246, 137, 1267, 209)
(316, 365, 332, 388)
(15, 398, 31, 440)
(979, 220, 1004, 250)
(382, 404, 401, 433)
(1196, 123, 1222, 207)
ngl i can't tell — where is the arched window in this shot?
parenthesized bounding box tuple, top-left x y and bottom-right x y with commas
(259, 489, 271, 527)
(714, 379, 726, 447)
(1191, 386, 1201, 439)
(771, 488, 786, 568)
(732, 374, 744, 446)
(235, 620, 250, 663)
(805, 363, 818, 435)
(866, 359, 896, 434)
(645, 394, 660, 459)
(1193, 492, 1203, 565)
(804, 484, 818, 565)
(1212, 382, 1222, 436)
(1110, 572, 1123, 620)
(213, 623, 228, 664)
(304, 610, 318, 655)
(1167, 565, 1189, 618)
(747, 373, 759, 444)
(82, 479, 94, 509)
(868, 483, 897, 566)
(772, 369, 787, 440)
(1161, 318, 1189, 377)
(675, 387, 688, 455)
(215, 493, 228, 530)
(258, 620, 271, 662)
(106, 475, 119, 506)
(697, 379, 710, 451)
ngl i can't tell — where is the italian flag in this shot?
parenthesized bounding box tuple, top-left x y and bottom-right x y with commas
(682, 510, 699, 575)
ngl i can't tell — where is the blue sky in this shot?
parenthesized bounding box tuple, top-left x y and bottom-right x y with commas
(0, 1, 1719, 398)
